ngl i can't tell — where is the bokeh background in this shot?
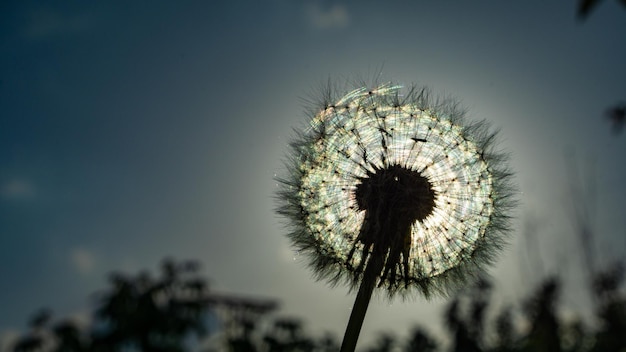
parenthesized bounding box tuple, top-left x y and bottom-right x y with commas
(1, 1, 625, 349)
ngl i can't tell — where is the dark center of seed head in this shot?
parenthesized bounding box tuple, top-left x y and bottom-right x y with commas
(354, 165, 436, 224)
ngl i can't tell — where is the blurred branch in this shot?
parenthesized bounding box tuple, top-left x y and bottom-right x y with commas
(577, 0, 626, 20)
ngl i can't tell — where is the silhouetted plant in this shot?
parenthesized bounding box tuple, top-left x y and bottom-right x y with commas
(521, 277, 561, 352)
(364, 332, 396, 352)
(8, 257, 625, 352)
(206, 292, 279, 351)
(316, 333, 340, 352)
(404, 326, 438, 352)
(574, 1, 626, 134)
(10, 259, 211, 352)
(262, 318, 315, 352)
(577, 0, 626, 20)
(605, 103, 626, 135)
(92, 258, 209, 351)
(276, 79, 516, 351)
(10, 309, 62, 352)
(589, 262, 626, 352)
(444, 278, 492, 352)
(560, 318, 586, 352)
(491, 306, 518, 352)
(50, 320, 88, 352)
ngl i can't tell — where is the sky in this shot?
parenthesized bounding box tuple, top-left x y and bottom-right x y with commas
(1, 0, 625, 349)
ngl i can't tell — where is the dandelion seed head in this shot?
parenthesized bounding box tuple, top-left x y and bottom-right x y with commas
(277, 81, 515, 298)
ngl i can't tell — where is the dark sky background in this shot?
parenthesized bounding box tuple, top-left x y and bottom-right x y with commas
(1, 1, 625, 349)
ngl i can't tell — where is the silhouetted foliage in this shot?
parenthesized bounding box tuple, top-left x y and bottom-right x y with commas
(262, 318, 316, 352)
(10, 259, 211, 352)
(363, 333, 395, 352)
(577, 0, 626, 20)
(605, 104, 626, 135)
(6, 258, 626, 352)
(575, 1, 626, 135)
(316, 333, 340, 352)
(521, 278, 561, 352)
(491, 306, 517, 352)
(91, 258, 209, 351)
(589, 262, 626, 352)
(404, 326, 438, 352)
(444, 278, 492, 352)
(51, 320, 87, 352)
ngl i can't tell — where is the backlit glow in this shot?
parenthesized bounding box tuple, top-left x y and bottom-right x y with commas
(278, 82, 513, 295)
(299, 85, 492, 277)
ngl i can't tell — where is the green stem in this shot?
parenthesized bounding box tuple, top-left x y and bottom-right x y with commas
(340, 255, 384, 352)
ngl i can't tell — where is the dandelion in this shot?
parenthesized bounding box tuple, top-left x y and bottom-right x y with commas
(276, 79, 516, 351)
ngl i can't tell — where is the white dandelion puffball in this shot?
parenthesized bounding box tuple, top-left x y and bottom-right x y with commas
(277, 82, 515, 297)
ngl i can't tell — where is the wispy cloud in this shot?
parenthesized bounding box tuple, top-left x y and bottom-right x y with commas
(306, 2, 350, 29)
(0, 179, 35, 200)
(70, 247, 96, 275)
(22, 7, 94, 40)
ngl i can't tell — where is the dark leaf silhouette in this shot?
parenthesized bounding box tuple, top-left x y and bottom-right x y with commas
(577, 0, 626, 20)
(577, 0, 603, 19)
(444, 278, 492, 352)
(404, 326, 438, 352)
(492, 306, 517, 352)
(8, 257, 626, 352)
(364, 333, 396, 352)
(522, 278, 561, 352)
(262, 317, 315, 352)
(92, 258, 209, 351)
(605, 104, 626, 135)
(590, 262, 626, 352)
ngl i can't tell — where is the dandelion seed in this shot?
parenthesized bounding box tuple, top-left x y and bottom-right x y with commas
(276, 80, 516, 351)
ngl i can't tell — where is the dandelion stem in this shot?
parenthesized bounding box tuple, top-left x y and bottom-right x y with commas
(340, 253, 384, 352)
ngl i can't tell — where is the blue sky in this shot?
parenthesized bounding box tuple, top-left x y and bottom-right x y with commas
(1, 1, 625, 349)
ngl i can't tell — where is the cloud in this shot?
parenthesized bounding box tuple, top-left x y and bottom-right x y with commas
(306, 2, 350, 29)
(70, 247, 96, 275)
(0, 179, 35, 199)
(22, 7, 94, 40)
